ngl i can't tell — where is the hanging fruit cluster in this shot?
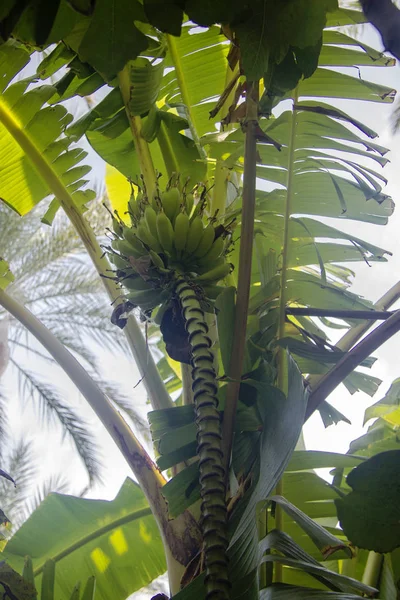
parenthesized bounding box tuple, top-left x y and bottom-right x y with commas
(106, 176, 234, 318)
(107, 176, 233, 598)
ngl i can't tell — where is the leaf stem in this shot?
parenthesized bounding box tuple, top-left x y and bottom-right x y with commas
(33, 507, 153, 575)
(0, 98, 172, 412)
(211, 61, 240, 217)
(278, 90, 299, 387)
(0, 289, 201, 590)
(118, 66, 157, 198)
(274, 89, 299, 584)
(305, 308, 400, 420)
(286, 308, 394, 320)
(306, 280, 400, 396)
(221, 82, 259, 475)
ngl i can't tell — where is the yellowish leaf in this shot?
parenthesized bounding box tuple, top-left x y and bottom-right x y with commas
(105, 165, 134, 223)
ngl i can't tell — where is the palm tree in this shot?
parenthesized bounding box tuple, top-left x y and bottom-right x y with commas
(0, 198, 148, 509)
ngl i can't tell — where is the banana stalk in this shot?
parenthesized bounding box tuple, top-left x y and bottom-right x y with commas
(175, 278, 230, 600)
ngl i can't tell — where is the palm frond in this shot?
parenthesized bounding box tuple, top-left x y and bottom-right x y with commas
(24, 473, 70, 519)
(0, 440, 36, 528)
(9, 339, 55, 364)
(0, 389, 8, 463)
(8, 358, 101, 485)
(0, 196, 111, 283)
(6, 279, 129, 360)
(96, 379, 150, 440)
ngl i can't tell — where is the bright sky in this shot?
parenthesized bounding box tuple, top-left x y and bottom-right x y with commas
(1, 16, 400, 600)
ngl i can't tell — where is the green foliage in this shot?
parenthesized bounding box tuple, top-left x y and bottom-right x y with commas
(0, 2, 398, 600)
(0, 42, 94, 219)
(335, 450, 400, 553)
(0, 479, 165, 600)
(349, 379, 400, 457)
(78, 1, 148, 79)
(3, 555, 96, 600)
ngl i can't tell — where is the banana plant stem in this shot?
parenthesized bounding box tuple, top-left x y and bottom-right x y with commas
(221, 82, 259, 475)
(362, 551, 383, 588)
(0, 288, 201, 592)
(118, 67, 157, 198)
(176, 278, 230, 600)
(0, 99, 172, 412)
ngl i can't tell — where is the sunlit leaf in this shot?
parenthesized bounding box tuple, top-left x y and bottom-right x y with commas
(0, 479, 165, 600)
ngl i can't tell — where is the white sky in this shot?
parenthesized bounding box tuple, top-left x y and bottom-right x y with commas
(1, 17, 400, 600)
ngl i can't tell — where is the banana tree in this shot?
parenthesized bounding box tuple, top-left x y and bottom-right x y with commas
(0, 1, 399, 599)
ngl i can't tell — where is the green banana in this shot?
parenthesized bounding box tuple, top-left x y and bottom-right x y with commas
(111, 215, 123, 236)
(144, 205, 159, 240)
(112, 238, 143, 259)
(196, 262, 231, 282)
(161, 187, 181, 222)
(156, 211, 174, 254)
(109, 253, 130, 270)
(184, 216, 204, 254)
(122, 227, 146, 254)
(126, 287, 163, 307)
(193, 223, 215, 258)
(185, 192, 194, 217)
(201, 284, 226, 300)
(120, 275, 153, 291)
(174, 211, 190, 252)
(149, 249, 166, 269)
(128, 188, 141, 221)
(197, 235, 224, 265)
(137, 221, 162, 252)
(197, 255, 225, 274)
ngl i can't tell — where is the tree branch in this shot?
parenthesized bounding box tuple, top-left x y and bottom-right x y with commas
(305, 309, 400, 421)
(306, 280, 400, 394)
(221, 81, 258, 474)
(359, 0, 400, 61)
(286, 308, 394, 320)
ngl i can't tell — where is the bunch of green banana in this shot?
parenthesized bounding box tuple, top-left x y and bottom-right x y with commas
(106, 176, 235, 314)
